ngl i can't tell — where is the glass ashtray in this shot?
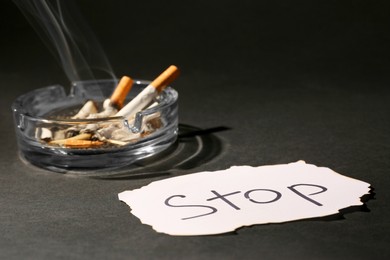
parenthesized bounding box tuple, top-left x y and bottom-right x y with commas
(12, 79, 179, 173)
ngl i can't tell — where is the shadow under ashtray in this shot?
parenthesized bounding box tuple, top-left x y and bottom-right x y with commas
(87, 124, 230, 179)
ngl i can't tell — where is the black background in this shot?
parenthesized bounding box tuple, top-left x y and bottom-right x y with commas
(1, 0, 389, 259)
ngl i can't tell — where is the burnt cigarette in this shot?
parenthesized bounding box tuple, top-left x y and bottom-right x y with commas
(105, 139, 129, 146)
(59, 139, 104, 148)
(72, 100, 98, 119)
(87, 99, 116, 119)
(36, 127, 52, 141)
(50, 133, 92, 145)
(83, 76, 134, 120)
(49, 133, 104, 148)
(110, 128, 141, 142)
(115, 65, 179, 119)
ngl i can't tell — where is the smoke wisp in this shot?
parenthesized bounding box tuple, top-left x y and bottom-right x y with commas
(14, 0, 116, 83)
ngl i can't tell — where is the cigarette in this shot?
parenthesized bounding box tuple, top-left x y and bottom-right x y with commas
(77, 76, 133, 121)
(72, 100, 98, 119)
(58, 140, 104, 148)
(110, 76, 134, 109)
(105, 139, 129, 146)
(149, 65, 180, 93)
(86, 99, 116, 119)
(115, 65, 179, 119)
(49, 133, 104, 148)
(110, 128, 141, 142)
(36, 127, 52, 141)
(50, 133, 92, 145)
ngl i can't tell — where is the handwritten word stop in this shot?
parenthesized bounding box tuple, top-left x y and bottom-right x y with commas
(119, 161, 370, 236)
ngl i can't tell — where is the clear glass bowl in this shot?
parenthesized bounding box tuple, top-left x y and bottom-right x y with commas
(12, 79, 179, 173)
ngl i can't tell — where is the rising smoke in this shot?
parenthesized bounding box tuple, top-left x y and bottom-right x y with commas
(13, 0, 116, 83)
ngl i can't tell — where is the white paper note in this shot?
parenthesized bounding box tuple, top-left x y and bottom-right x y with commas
(118, 161, 371, 236)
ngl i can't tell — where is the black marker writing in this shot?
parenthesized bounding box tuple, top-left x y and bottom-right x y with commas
(207, 190, 241, 210)
(244, 189, 282, 204)
(165, 195, 217, 220)
(165, 183, 328, 221)
(287, 184, 327, 206)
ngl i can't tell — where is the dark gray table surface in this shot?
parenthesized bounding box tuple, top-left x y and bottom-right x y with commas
(1, 0, 389, 259)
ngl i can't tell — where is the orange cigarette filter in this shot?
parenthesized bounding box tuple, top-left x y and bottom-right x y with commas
(150, 65, 180, 92)
(110, 76, 134, 109)
(50, 133, 92, 144)
(62, 139, 104, 148)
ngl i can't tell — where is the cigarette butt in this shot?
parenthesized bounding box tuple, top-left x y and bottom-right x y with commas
(110, 76, 134, 109)
(50, 133, 92, 145)
(72, 100, 98, 119)
(49, 133, 103, 148)
(115, 66, 179, 118)
(150, 65, 179, 92)
(36, 127, 52, 140)
(61, 140, 104, 148)
(106, 139, 129, 146)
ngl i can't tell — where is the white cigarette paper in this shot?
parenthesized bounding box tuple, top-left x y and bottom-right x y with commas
(115, 85, 157, 119)
(36, 127, 52, 140)
(115, 65, 179, 120)
(72, 100, 98, 119)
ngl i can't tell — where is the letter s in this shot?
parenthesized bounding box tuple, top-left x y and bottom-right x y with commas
(164, 195, 218, 220)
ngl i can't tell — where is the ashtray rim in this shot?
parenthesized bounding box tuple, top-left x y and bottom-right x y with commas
(12, 79, 178, 124)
